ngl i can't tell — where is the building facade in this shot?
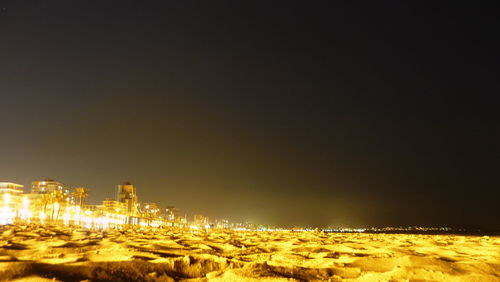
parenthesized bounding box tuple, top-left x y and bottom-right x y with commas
(0, 182, 25, 224)
(116, 182, 138, 215)
(32, 179, 70, 195)
(140, 202, 160, 218)
(102, 199, 126, 214)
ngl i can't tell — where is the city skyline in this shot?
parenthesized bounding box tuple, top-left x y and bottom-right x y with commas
(1, 177, 248, 226)
(0, 179, 223, 229)
(2, 178, 493, 233)
(1, 175, 497, 231)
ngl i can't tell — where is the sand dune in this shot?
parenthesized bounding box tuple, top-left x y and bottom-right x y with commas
(0, 225, 498, 281)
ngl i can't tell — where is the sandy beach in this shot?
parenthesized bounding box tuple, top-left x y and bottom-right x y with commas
(0, 225, 497, 281)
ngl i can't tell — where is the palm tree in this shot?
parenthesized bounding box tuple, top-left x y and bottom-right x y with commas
(72, 187, 89, 207)
(51, 190, 67, 222)
(38, 193, 53, 220)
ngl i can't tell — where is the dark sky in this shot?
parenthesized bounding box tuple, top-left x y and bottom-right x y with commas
(1, 1, 499, 228)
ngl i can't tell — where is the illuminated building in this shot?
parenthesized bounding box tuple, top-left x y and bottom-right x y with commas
(164, 206, 186, 227)
(32, 179, 70, 195)
(117, 182, 138, 215)
(0, 182, 24, 194)
(141, 202, 160, 218)
(0, 179, 245, 230)
(83, 204, 102, 213)
(193, 214, 209, 227)
(215, 219, 230, 229)
(165, 206, 179, 222)
(0, 182, 24, 224)
(102, 199, 126, 214)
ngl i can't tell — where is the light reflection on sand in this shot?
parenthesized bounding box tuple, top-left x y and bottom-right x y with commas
(0, 226, 498, 281)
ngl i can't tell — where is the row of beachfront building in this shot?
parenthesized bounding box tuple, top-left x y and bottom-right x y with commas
(0, 179, 250, 230)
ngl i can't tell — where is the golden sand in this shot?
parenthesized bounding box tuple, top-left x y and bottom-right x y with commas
(0, 226, 498, 281)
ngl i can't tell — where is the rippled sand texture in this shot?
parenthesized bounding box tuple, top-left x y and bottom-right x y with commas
(0, 226, 498, 281)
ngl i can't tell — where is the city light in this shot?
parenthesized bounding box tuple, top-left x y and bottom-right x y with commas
(0, 180, 241, 231)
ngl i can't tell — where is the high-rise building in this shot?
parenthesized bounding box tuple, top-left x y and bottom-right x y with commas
(116, 182, 138, 215)
(31, 179, 70, 195)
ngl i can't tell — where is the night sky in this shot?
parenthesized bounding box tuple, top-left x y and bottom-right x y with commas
(1, 1, 499, 228)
